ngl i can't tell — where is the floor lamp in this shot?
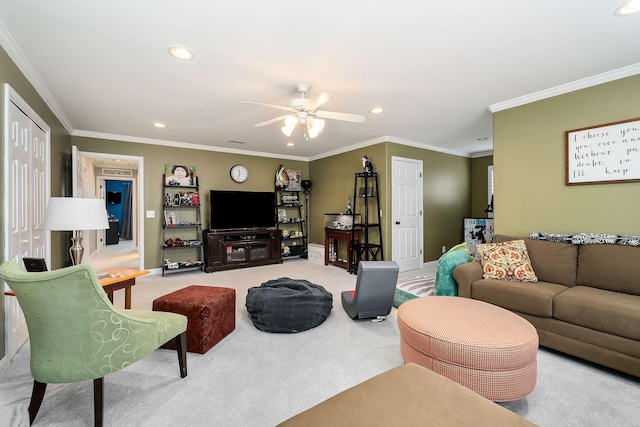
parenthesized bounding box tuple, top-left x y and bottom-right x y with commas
(43, 197, 110, 265)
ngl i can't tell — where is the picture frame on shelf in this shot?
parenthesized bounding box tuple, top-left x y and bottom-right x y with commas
(179, 191, 200, 206)
(285, 169, 302, 191)
(164, 211, 179, 226)
(165, 164, 197, 187)
(278, 209, 288, 223)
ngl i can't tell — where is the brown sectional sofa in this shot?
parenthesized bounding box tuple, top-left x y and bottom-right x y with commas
(453, 234, 640, 377)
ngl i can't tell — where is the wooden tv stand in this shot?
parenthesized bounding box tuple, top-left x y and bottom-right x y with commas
(203, 229, 283, 272)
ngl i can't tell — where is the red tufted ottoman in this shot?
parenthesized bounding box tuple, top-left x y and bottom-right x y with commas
(397, 296, 538, 402)
(153, 285, 235, 354)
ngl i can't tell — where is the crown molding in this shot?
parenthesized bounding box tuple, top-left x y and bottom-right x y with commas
(0, 17, 75, 134)
(489, 63, 640, 113)
(385, 136, 472, 158)
(471, 150, 493, 158)
(309, 136, 473, 161)
(72, 130, 310, 161)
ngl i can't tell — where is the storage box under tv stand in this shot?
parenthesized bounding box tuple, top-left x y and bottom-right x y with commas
(203, 228, 283, 272)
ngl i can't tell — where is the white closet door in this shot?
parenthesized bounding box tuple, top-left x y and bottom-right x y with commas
(30, 122, 48, 258)
(6, 101, 30, 357)
(3, 86, 50, 359)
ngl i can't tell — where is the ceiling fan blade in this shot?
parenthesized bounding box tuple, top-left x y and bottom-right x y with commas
(305, 91, 332, 111)
(315, 110, 366, 123)
(254, 114, 291, 127)
(241, 101, 294, 113)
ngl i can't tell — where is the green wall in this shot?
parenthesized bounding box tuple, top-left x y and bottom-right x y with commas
(494, 74, 640, 236)
(71, 136, 309, 269)
(308, 143, 388, 249)
(386, 144, 472, 261)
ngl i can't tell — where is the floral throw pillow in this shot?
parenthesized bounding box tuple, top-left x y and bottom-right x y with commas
(476, 240, 538, 282)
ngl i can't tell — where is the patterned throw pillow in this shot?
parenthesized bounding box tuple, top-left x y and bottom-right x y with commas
(476, 240, 538, 282)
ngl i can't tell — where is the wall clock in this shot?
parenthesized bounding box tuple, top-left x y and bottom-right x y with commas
(230, 164, 249, 183)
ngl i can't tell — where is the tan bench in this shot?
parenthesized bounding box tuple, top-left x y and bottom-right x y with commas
(277, 363, 537, 427)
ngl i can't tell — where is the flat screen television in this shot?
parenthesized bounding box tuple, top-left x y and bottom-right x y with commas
(107, 191, 122, 204)
(209, 190, 276, 230)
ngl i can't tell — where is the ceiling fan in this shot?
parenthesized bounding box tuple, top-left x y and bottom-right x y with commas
(242, 83, 365, 139)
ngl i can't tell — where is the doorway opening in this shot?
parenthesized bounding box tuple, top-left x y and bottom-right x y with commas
(72, 147, 144, 271)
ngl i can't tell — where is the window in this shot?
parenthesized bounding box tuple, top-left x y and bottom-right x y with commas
(487, 165, 494, 205)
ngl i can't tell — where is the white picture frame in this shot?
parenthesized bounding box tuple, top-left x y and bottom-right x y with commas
(164, 211, 179, 226)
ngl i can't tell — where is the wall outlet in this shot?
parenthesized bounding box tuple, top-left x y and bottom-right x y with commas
(441, 245, 446, 254)
(146, 210, 155, 218)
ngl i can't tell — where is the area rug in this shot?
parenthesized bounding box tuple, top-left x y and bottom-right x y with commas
(393, 276, 436, 307)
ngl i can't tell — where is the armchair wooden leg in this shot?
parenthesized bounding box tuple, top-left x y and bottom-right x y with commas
(176, 332, 188, 378)
(28, 380, 47, 424)
(93, 378, 104, 427)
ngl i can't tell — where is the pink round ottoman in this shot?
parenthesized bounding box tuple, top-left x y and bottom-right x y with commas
(397, 296, 538, 402)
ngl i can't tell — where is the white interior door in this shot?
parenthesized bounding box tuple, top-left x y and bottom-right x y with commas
(3, 85, 50, 359)
(391, 156, 423, 272)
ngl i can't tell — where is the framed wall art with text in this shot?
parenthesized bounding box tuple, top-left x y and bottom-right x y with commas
(566, 117, 640, 185)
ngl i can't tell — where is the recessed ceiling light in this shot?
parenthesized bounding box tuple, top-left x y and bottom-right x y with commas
(168, 46, 194, 60)
(153, 122, 166, 128)
(287, 142, 295, 146)
(370, 107, 384, 114)
(615, 0, 640, 16)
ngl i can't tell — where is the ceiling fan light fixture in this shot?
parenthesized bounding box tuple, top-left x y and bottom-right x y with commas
(285, 116, 298, 127)
(311, 118, 325, 132)
(307, 127, 320, 139)
(281, 125, 294, 137)
(616, 0, 640, 15)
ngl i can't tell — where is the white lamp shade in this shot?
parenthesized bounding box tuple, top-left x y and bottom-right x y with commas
(43, 197, 109, 231)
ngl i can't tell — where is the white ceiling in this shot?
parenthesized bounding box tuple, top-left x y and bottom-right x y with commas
(1, 1, 639, 160)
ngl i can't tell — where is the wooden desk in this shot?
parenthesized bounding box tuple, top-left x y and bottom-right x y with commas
(4, 268, 149, 309)
(324, 228, 360, 272)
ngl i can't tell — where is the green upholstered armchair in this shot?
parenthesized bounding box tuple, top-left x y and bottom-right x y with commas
(0, 261, 188, 426)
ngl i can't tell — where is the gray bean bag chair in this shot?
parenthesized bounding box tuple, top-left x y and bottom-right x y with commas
(246, 278, 333, 333)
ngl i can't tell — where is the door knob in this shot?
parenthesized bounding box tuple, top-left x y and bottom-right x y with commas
(395, 221, 400, 225)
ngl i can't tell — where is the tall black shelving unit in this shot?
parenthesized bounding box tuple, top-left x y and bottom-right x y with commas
(276, 189, 307, 259)
(350, 172, 383, 272)
(162, 175, 204, 276)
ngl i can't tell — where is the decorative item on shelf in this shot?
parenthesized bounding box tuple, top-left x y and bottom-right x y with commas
(346, 195, 353, 214)
(278, 209, 288, 223)
(283, 246, 291, 256)
(164, 211, 179, 226)
(484, 195, 494, 218)
(43, 197, 109, 265)
(285, 169, 302, 191)
(281, 194, 300, 206)
(275, 164, 289, 190)
(179, 191, 199, 206)
(282, 229, 290, 239)
(165, 193, 172, 206)
(362, 155, 374, 174)
(301, 179, 312, 194)
(165, 164, 197, 186)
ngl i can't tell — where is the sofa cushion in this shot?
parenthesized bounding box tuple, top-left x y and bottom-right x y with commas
(553, 286, 640, 341)
(576, 244, 640, 295)
(471, 279, 568, 318)
(476, 240, 538, 282)
(494, 235, 578, 287)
